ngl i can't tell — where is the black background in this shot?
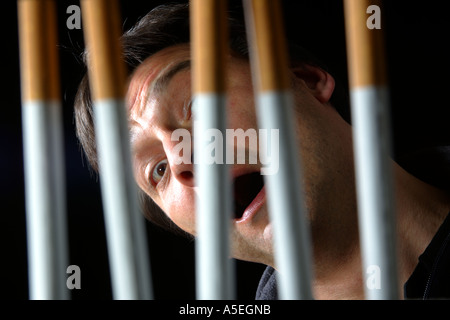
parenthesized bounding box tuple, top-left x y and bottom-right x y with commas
(2, 0, 450, 300)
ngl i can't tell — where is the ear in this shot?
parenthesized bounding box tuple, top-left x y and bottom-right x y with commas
(292, 64, 335, 104)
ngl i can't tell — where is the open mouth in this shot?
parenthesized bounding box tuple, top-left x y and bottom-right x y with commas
(232, 171, 265, 221)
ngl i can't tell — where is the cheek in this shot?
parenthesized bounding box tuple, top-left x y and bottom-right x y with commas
(225, 62, 258, 129)
(161, 181, 196, 234)
(227, 91, 258, 130)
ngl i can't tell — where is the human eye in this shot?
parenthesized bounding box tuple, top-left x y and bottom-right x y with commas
(150, 159, 168, 186)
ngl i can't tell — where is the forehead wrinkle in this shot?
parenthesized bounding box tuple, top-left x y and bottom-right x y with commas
(127, 59, 191, 120)
(152, 60, 191, 94)
(129, 102, 160, 151)
(129, 117, 142, 151)
(126, 44, 191, 123)
(127, 64, 159, 119)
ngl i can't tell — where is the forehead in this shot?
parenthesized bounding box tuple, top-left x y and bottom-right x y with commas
(126, 44, 191, 116)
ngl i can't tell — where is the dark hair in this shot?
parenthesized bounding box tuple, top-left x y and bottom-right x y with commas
(74, 2, 349, 235)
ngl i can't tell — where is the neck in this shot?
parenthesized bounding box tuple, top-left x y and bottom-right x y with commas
(394, 162, 450, 287)
(310, 161, 450, 300)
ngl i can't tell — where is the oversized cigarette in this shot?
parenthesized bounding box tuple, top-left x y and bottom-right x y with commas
(81, 0, 152, 300)
(344, 0, 399, 299)
(190, 0, 235, 300)
(243, 0, 314, 300)
(18, 0, 69, 300)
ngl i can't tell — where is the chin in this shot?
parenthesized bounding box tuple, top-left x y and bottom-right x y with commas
(230, 221, 274, 266)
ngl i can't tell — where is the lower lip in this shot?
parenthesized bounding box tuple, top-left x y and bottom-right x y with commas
(235, 186, 266, 223)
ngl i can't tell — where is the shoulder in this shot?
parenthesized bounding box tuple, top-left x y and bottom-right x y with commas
(255, 266, 278, 300)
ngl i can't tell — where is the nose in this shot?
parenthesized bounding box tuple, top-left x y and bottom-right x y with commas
(163, 130, 195, 188)
(170, 159, 195, 187)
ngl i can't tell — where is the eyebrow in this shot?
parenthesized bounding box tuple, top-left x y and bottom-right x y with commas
(128, 59, 191, 129)
(152, 59, 191, 94)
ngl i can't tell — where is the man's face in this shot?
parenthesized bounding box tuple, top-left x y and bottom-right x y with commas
(128, 44, 356, 267)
